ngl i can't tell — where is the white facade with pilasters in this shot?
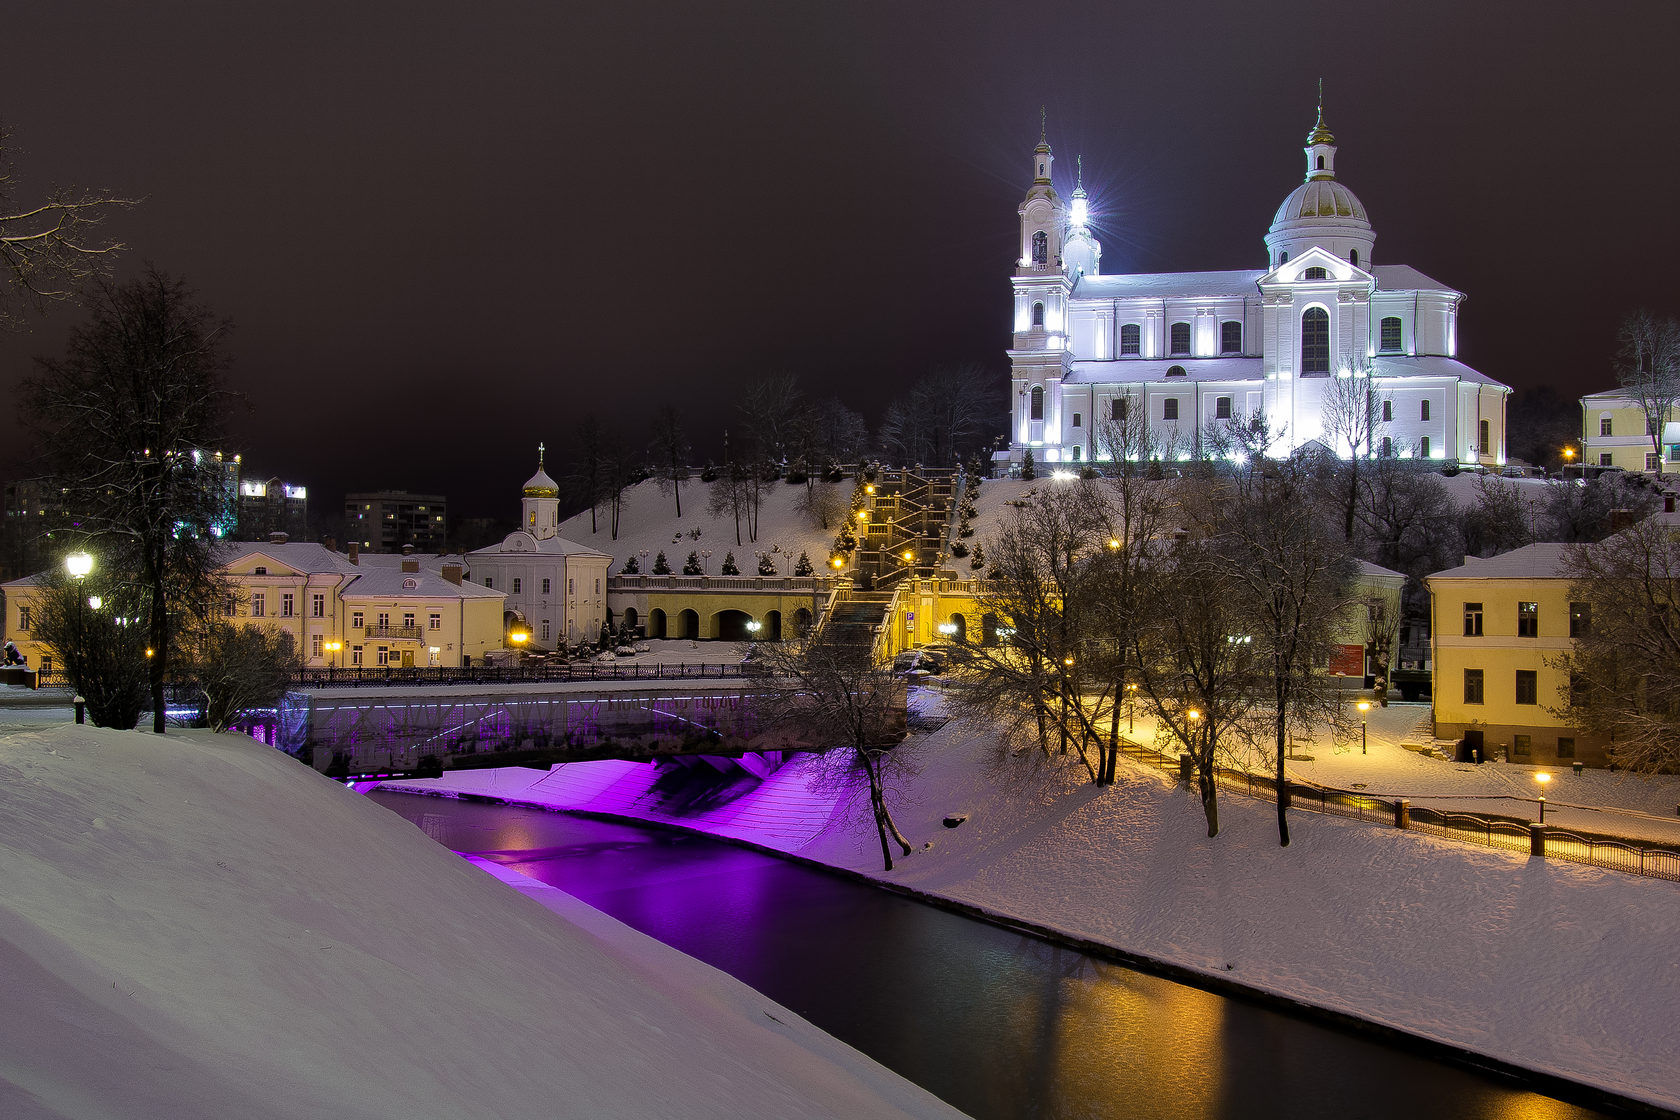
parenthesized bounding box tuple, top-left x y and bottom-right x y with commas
(1004, 109, 1509, 469)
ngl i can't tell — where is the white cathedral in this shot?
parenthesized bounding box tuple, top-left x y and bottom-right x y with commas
(1004, 107, 1510, 468)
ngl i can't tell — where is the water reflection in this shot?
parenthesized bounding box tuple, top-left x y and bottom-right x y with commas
(371, 793, 1614, 1120)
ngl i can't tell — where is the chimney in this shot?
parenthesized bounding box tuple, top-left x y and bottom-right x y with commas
(402, 543, 415, 556)
(402, 558, 420, 573)
(348, 541, 359, 565)
(268, 531, 288, 544)
(442, 563, 463, 585)
(1610, 508, 1636, 534)
(323, 535, 337, 553)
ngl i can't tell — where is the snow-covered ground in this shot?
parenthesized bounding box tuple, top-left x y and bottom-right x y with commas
(389, 686, 1680, 1114)
(0, 711, 962, 1119)
(557, 478, 846, 575)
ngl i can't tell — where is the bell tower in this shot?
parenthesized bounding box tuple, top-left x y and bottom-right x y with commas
(1007, 110, 1075, 463)
(521, 444, 560, 541)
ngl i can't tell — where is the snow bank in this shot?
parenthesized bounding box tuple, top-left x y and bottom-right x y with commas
(0, 722, 962, 1119)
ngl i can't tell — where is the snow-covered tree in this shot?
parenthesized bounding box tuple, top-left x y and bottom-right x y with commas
(720, 552, 740, 576)
(1613, 310, 1680, 477)
(757, 553, 777, 576)
(793, 550, 814, 576)
(652, 551, 671, 575)
(620, 556, 639, 574)
(682, 551, 702, 576)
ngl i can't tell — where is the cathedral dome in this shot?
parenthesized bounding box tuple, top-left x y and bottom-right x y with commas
(1262, 108, 1375, 270)
(522, 467, 559, 497)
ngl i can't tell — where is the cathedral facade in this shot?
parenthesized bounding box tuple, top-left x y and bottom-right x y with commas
(1004, 109, 1509, 469)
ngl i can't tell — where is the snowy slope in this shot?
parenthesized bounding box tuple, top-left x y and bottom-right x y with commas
(0, 721, 963, 1120)
(556, 478, 848, 575)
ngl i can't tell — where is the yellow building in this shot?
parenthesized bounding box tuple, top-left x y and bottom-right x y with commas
(1579, 389, 1680, 473)
(3, 541, 506, 673)
(1425, 544, 1599, 766)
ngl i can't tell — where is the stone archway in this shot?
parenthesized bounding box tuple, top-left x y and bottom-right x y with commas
(765, 610, 782, 641)
(948, 613, 967, 644)
(792, 607, 812, 637)
(712, 609, 752, 641)
(649, 608, 667, 639)
(678, 609, 699, 640)
(622, 606, 640, 636)
(981, 612, 1000, 647)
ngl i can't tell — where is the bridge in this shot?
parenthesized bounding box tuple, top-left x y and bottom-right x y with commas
(262, 679, 904, 782)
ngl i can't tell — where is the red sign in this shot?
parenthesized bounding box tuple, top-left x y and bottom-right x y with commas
(1328, 644, 1365, 677)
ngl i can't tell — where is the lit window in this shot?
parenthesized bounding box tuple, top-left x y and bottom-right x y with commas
(1518, 602, 1538, 638)
(1170, 322, 1190, 356)
(1301, 308, 1329, 374)
(1464, 668, 1483, 704)
(1120, 324, 1141, 356)
(1381, 317, 1402, 352)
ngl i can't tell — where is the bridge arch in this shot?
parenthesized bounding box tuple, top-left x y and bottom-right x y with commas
(622, 606, 639, 636)
(792, 607, 812, 637)
(948, 613, 967, 644)
(648, 608, 667, 639)
(765, 609, 782, 641)
(677, 609, 699, 640)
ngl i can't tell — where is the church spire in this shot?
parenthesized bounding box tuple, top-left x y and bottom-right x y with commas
(1032, 106, 1053, 184)
(1304, 81, 1337, 180)
(1069, 155, 1089, 228)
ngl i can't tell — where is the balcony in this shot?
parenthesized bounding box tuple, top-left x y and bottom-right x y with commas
(364, 625, 425, 641)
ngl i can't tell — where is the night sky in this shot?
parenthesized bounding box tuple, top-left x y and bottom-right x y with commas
(4, 1, 1677, 519)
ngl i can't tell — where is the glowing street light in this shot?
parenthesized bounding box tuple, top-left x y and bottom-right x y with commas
(1357, 699, 1371, 754)
(746, 620, 761, 635)
(87, 595, 102, 610)
(902, 549, 915, 563)
(66, 552, 93, 580)
(1536, 771, 1552, 823)
(1126, 681, 1138, 731)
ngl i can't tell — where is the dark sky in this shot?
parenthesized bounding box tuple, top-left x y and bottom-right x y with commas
(4, 1, 1677, 518)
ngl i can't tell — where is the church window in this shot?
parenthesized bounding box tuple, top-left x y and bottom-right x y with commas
(1301, 308, 1330, 374)
(1316, 156, 1325, 170)
(542, 620, 551, 641)
(1120, 323, 1141, 355)
(1215, 396, 1231, 420)
(1111, 398, 1128, 422)
(1163, 398, 1179, 421)
(1031, 301, 1045, 328)
(542, 578, 551, 594)
(1302, 266, 1328, 280)
(1170, 322, 1190, 355)
(1030, 386, 1044, 420)
(512, 578, 521, 594)
(1479, 419, 1491, 454)
(1382, 400, 1392, 423)
(1031, 230, 1047, 265)
(1166, 365, 1186, 377)
(1280, 251, 1289, 264)
(1600, 416, 1613, 436)
(1381, 316, 1402, 352)
(1350, 250, 1359, 267)
(1071, 446, 1082, 461)
(1221, 321, 1242, 354)
(1421, 436, 1431, 458)
(483, 577, 493, 589)
(1072, 413, 1082, 428)
(1421, 399, 1431, 421)
(1381, 436, 1393, 457)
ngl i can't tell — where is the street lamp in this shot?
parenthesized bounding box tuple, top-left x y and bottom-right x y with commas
(700, 548, 713, 575)
(746, 619, 761, 635)
(1536, 771, 1552, 823)
(1126, 681, 1138, 732)
(324, 639, 342, 677)
(66, 552, 93, 580)
(1357, 699, 1371, 754)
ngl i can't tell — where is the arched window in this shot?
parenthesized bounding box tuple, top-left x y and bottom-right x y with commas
(1479, 419, 1491, 454)
(1421, 399, 1431, 421)
(1280, 251, 1289, 264)
(1031, 230, 1048, 265)
(1380, 316, 1402, 352)
(1030, 386, 1044, 421)
(1031, 301, 1045, 328)
(1165, 365, 1187, 378)
(1350, 250, 1360, 267)
(1381, 436, 1392, 457)
(1316, 155, 1325, 170)
(1170, 322, 1190, 355)
(1301, 308, 1329, 374)
(1303, 266, 1328, 280)
(1382, 399, 1392, 423)
(1120, 323, 1141, 355)
(1220, 320, 1242, 354)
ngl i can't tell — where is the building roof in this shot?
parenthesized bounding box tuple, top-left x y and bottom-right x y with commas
(339, 568, 502, 600)
(1073, 270, 1262, 301)
(1357, 559, 1406, 583)
(468, 531, 610, 560)
(1369, 354, 1509, 388)
(220, 541, 362, 575)
(1370, 264, 1458, 296)
(1426, 543, 1574, 582)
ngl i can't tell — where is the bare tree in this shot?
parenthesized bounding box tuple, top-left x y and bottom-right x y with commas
(796, 478, 848, 531)
(1320, 365, 1384, 540)
(1460, 475, 1536, 558)
(26, 563, 150, 728)
(1538, 473, 1659, 543)
(649, 404, 690, 518)
(567, 417, 607, 534)
(1553, 516, 1680, 772)
(0, 125, 135, 329)
(879, 366, 1000, 466)
(1613, 311, 1680, 476)
(187, 621, 302, 732)
(22, 269, 234, 734)
(748, 638, 914, 871)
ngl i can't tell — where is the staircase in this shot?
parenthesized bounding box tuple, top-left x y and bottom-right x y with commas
(820, 590, 896, 650)
(852, 468, 960, 588)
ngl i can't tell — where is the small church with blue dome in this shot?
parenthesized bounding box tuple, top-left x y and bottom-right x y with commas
(1004, 104, 1510, 469)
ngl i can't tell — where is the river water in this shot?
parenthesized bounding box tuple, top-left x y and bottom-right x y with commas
(370, 792, 1615, 1120)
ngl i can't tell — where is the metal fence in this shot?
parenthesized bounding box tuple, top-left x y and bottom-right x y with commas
(289, 662, 763, 688)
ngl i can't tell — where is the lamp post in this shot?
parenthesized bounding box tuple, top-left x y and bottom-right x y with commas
(65, 553, 93, 722)
(1186, 707, 1201, 749)
(638, 549, 649, 576)
(1126, 681, 1138, 732)
(1357, 699, 1371, 754)
(700, 549, 713, 575)
(1536, 771, 1552, 823)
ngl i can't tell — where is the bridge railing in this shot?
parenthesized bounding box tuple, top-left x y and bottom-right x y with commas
(291, 662, 766, 688)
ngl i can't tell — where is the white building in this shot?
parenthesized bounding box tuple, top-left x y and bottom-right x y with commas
(1005, 107, 1510, 469)
(466, 451, 613, 650)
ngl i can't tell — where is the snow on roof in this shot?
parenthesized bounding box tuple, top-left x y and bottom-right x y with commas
(339, 568, 502, 599)
(1371, 263, 1459, 296)
(1073, 269, 1263, 301)
(1426, 542, 1574, 582)
(468, 531, 611, 560)
(1065, 357, 1262, 384)
(0, 723, 957, 1119)
(553, 478, 843, 573)
(220, 541, 361, 575)
(1370, 354, 1509, 388)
